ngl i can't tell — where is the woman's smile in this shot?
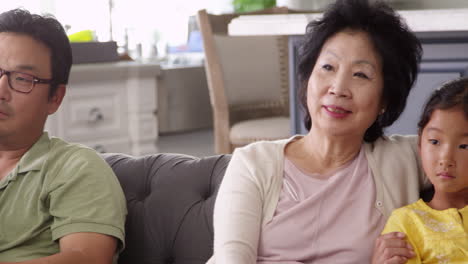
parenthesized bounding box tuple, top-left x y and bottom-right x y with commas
(323, 105, 352, 118)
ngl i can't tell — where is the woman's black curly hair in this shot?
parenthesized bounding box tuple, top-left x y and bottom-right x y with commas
(297, 0, 422, 142)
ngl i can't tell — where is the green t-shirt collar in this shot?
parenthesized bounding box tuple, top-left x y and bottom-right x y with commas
(0, 132, 50, 189)
(17, 132, 51, 174)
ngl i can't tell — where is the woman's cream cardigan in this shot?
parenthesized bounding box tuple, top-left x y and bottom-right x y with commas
(208, 135, 428, 264)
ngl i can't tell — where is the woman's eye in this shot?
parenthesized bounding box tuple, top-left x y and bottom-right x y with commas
(322, 64, 333, 71)
(459, 144, 468, 149)
(354, 72, 369, 79)
(428, 139, 439, 145)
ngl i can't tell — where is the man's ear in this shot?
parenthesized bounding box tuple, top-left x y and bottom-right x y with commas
(47, 84, 66, 115)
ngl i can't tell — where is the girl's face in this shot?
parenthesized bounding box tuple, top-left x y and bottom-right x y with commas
(420, 108, 468, 195)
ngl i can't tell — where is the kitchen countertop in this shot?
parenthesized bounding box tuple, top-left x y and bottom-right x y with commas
(228, 8, 468, 35)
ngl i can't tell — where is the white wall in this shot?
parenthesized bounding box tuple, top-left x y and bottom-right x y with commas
(0, 0, 234, 59)
(394, 0, 468, 9)
(276, 0, 468, 11)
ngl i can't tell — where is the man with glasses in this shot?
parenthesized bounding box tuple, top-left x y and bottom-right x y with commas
(0, 9, 126, 264)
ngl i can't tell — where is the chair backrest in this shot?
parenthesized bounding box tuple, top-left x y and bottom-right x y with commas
(197, 8, 290, 154)
(102, 153, 231, 264)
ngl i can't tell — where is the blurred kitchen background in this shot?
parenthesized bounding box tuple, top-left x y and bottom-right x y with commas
(4, 0, 468, 67)
(2, 0, 468, 157)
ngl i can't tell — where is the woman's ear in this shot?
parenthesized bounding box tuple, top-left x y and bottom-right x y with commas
(379, 99, 387, 115)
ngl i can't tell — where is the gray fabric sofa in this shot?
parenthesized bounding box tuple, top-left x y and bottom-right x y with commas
(101, 152, 434, 264)
(102, 153, 231, 264)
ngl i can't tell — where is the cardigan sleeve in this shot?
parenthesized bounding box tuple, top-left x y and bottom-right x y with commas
(366, 135, 429, 218)
(211, 148, 264, 264)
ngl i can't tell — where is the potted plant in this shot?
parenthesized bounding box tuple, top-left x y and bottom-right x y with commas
(233, 0, 276, 13)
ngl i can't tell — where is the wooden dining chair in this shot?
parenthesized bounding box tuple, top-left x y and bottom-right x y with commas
(197, 8, 291, 154)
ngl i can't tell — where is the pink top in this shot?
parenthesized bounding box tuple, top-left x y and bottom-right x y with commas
(257, 147, 386, 264)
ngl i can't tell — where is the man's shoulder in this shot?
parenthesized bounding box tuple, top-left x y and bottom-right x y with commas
(44, 137, 112, 178)
(47, 137, 101, 162)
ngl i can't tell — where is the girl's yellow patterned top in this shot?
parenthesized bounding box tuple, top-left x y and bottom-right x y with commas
(382, 199, 467, 264)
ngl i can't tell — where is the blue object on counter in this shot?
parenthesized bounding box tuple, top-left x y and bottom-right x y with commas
(168, 31, 203, 53)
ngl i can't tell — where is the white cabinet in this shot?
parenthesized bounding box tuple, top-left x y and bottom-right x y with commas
(157, 65, 212, 133)
(45, 61, 161, 156)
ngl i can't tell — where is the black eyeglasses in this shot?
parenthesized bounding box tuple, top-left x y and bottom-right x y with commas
(0, 68, 52, 93)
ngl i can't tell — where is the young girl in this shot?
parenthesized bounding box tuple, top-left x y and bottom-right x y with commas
(382, 78, 468, 263)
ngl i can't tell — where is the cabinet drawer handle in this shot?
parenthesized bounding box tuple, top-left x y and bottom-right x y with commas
(88, 107, 104, 123)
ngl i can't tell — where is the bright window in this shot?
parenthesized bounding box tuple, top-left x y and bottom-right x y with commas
(0, 0, 233, 59)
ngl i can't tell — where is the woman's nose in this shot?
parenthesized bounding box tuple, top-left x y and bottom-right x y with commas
(328, 73, 351, 98)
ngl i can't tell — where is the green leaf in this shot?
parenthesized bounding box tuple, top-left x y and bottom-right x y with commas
(233, 0, 277, 13)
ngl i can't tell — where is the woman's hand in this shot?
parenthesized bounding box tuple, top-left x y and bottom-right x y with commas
(371, 232, 415, 264)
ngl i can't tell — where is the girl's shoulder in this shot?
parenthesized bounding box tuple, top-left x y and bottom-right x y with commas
(391, 199, 458, 231)
(392, 199, 426, 216)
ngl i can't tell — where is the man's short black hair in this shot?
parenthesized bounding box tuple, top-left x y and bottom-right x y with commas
(0, 8, 72, 97)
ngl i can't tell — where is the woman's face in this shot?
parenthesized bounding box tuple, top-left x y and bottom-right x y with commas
(306, 29, 384, 139)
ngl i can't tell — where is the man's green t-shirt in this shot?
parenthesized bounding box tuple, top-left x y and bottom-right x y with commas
(0, 132, 127, 262)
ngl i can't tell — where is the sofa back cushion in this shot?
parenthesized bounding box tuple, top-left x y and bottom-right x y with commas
(102, 153, 231, 264)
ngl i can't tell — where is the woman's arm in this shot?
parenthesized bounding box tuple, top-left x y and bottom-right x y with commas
(371, 232, 417, 264)
(372, 212, 421, 264)
(212, 151, 264, 264)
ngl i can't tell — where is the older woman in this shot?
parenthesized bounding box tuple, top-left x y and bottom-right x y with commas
(208, 0, 427, 263)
